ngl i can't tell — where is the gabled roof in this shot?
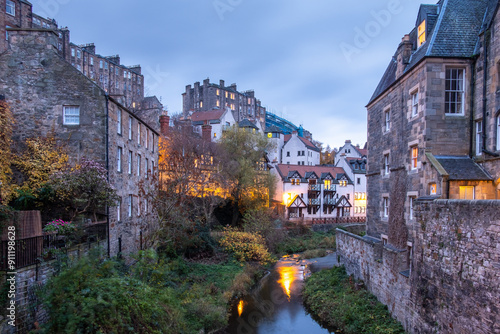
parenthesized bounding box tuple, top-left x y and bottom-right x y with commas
(433, 156, 492, 181)
(336, 195, 352, 208)
(276, 164, 346, 182)
(305, 171, 319, 179)
(288, 195, 307, 208)
(191, 109, 225, 123)
(368, 0, 491, 105)
(238, 119, 259, 129)
(283, 134, 321, 152)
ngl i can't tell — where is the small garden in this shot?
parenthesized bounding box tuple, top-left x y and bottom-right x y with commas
(303, 266, 406, 334)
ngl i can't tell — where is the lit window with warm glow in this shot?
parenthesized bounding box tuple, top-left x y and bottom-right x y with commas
(411, 146, 418, 170)
(324, 180, 331, 190)
(459, 186, 475, 200)
(216, 100, 220, 107)
(418, 20, 426, 47)
(429, 183, 437, 195)
(216, 89, 220, 96)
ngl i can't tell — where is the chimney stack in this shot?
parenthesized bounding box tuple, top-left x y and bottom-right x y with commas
(202, 124, 212, 142)
(159, 114, 170, 137)
(396, 35, 412, 78)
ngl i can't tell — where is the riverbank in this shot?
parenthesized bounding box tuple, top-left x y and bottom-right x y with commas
(303, 266, 406, 334)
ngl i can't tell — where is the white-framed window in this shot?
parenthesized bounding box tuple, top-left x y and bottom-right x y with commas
(429, 183, 437, 195)
(384, 108, 391, 132)
(145, 158, 148, 178)
(409, 196, 416, 220)
(137, 154, 141, 176)
(90, 57, 94, 66)
(128, 117, 133, 140)
(100, 60, 103, 69)
(445, 68, 465, 115)
(127, 195, 132, 217)
(411, 146, 418, 170)
(117, 199, 121, 221)
(476, 120, 483, 156)
(71, 48, 75, 57)
(76, 50, 81, 58)
(6, 0, 15, 16)
(63, 106, 80, 125)
(384, 154, 390, 175)
(411, 90, 419, 117)
(137, 123, 141, 144)
(117, 109, 122, 134)
(383, 197, 389, 218)
(117, 147, 122, 172)
(128, 151, 132, 174)
(459, 186, 475, 200)
(104, 62, 108, 70)
(497, 115, 500, 150)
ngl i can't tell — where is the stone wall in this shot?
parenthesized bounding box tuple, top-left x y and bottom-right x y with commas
(337, 199, 500, 334)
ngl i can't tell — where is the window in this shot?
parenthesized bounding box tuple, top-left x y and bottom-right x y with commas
(71, 48, 75, 57)
(216, 100, 220, 107)
(151, 161, 155, 175)
(429, 183, 437, 195)
(137, 154, 141, 176)
(145, 158, 148, 178)
(200, 101, 203, 108)
(225, 91, 228, 98)
(117, 109, 122, 134)
(476, 120, 483, 156)
(459, 186, 475, 200)
(6, 0, 15, 15)
(137, 123, 141, 144)
(497, 115, 500, 150)
(384, 109, 390, 132)
(381, 234, 388, 245)
(124, 71, 127, 79)
(409, 196, 416, 220)
(216, 89, 220, 96)
(383, 197, 389, 218)
(297, 151, 300, 156)
(100, 60, 103, 69)
(128, 151, 132, 174)
(411, 146, 418, 170)
(445, 68, 465, 114)
(384, 154, 390, 175)
(76, 50, 81, 58)
(291, 178, 300, 186)
(145, 129, 149, 149)
(104, 62, 108, 70)
(128, 195, 132, 217)
(411, 90, 419, 117)
(324, 180, 331, 190)
(357, 177, 361, 185)
(137, 196, 141, 216)
(417, 20, 426, 47)
(117, 147, 122, 172)
(117, 199, 121, 221)
(90, 57, 94, 66)
(213, 132, 217, 138)
(128, 117, 132, 140)
(63, 106, 80, 125)
(286, 151, 290, 157)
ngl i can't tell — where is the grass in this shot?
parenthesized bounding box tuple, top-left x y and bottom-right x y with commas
(275, 229, 336, 256)
(303, 266, 406, 334)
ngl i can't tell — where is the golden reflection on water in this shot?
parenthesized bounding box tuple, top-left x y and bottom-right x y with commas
(277, 266, 297, 300)
(237, 300, 244, 317)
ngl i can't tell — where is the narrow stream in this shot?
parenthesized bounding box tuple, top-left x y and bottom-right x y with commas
(220, 254, 336, 334)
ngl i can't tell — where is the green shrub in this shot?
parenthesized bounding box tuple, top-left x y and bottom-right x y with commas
(303, 266, 405, 334)
(219, 226, 275, 265)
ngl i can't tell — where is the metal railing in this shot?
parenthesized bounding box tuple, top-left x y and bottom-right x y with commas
(324, 198, 336, 205)
(310, 217, 366, 225)
(0, 222, 108, 271)
(308, 198, 321, 206)
(324, 185, 336, 191)
(308, 184, 321, 191)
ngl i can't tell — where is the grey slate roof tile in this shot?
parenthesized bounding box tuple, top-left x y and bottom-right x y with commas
(435, 156, 492, 180)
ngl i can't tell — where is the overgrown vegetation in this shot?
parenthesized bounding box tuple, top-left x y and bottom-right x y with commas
(303, 266, 405, 334)
(40, 249, 262, 333)
(275, 227, 336, 256)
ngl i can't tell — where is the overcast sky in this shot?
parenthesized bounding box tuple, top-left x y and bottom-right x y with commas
(30, 0, 426, 149)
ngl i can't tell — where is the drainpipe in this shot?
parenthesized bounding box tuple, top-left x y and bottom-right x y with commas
(469, 55, 477, 158)
(105, 93, 110, 258)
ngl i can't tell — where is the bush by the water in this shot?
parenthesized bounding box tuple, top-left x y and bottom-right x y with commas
(218, 226, 275, 265)
(303, 266, 406, 334)
(40, 249, 257, 333)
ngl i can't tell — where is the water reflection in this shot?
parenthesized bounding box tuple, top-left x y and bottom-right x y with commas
(277, 266, 296, 300)
(238, 300, 244, 317)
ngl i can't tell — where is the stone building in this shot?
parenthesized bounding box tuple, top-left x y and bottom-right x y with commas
(0, 1, 163, 256)
(337, 1, 500, 333)
(182, 78, 266, 128)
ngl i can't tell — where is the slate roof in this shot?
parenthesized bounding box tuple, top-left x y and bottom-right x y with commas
(434, 156, 492, 180)
(275, 164, 346, 182)
(368, 0, 492, 105)
(238, 119, 259, 129)
(265, 125, 283, 133)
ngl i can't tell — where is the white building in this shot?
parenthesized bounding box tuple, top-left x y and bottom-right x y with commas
(265, 129, 321, 166)
(273, 164, 355, 222)
(190, 107, 236, 141)
(335, 140, 367, 218)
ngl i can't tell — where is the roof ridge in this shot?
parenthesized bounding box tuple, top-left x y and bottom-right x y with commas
(426, 0, 448, 57)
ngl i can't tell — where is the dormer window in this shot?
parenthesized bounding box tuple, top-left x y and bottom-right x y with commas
(417, 20, 426, 47)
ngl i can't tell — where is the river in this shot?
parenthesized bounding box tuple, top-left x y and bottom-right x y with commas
(219, 254, 337, 334)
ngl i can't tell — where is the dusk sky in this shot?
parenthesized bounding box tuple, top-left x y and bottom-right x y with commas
(30, 0, 425, 149)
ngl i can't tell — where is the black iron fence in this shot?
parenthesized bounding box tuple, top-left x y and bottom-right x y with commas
(0, 222, 108, 271)
(310, 217, 366, 225)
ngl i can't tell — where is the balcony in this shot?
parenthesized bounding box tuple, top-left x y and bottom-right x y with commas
(308, 198, 321, 206)
(308, 184, 321, 192)
(324, 185, 336, 192)
(324, 198, 336, 206)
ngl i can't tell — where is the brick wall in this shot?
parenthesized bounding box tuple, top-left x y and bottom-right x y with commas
(337, 199, 500, 334)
